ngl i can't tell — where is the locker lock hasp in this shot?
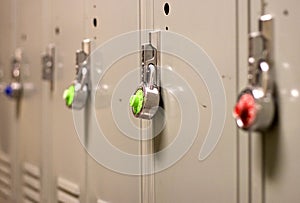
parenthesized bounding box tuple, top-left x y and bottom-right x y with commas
(63, 39, 91, 110)
(130, 31, 161, 119)
(4, 48, 23, 100)
(234, 14, 275, 131)
(42, 44, 55, 91)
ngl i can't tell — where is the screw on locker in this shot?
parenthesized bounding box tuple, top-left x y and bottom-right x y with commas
(63, 39, 91, 109)
(233, 14, 275, 131)
(130, 31, 161, 119)
(42, 44, 55, 91)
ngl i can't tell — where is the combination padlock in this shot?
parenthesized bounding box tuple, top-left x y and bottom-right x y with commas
(63, 39, 91, 110)
(234, 14, 275, 131)
(130, 32, 161, 119)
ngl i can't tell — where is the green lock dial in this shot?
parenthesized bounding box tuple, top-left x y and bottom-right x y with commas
(63, 85, 75, 107)
(130, 89, 144, 115)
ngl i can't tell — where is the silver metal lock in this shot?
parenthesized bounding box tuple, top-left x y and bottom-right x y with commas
(42, 44, 55, 91)
(234, 14, 275, 131)
(0, 68, 4, 93)
(4, 48, 23, 100)
(63, 39, 91, 109)
(130, 31, 161, 119)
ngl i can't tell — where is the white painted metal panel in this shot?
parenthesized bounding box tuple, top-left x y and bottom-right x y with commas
(0, 0, 17, 202)
(50, 0, 87, 202)
(14, 0, 45, 201)
(85, 0, 140, 202)
(153, 0, 238, 202)
(250, 1, 300, 202)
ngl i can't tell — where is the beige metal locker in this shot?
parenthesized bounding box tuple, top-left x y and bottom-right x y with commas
(49, 0, 87, 202)
(0, 0, 16, 202)
(243, 0, 300, 202)
(84, 0, 141, 202)
(15, 0, 45, 202)
(151, 0, 238, 202)
(82, 0, 239, 202)
(1, 1, 300, 203)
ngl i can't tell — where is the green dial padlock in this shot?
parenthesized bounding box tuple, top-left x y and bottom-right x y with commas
(130, 89, 144, 115)
(63, 85, 75, 107)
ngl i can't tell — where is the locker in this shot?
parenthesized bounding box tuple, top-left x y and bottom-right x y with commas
(243, 0, 300, 202)
(84, 0, 141, 202)
(49, 0, 87, 202)
(15, 0, 45, 201)
(0, 1, 16, 202)
(0, 0, 300, 203)
(152, 1, 238, 202)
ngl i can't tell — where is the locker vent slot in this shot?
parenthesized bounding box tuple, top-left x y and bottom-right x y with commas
(0, 152, 12, 199)
(57, 177, 80, 203)
(22, 162, 41, 203)
(97, 199, 109, 203)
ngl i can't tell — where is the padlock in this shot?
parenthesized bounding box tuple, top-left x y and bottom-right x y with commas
(234, 86, 275, 131)
(63, 39, 91, 110)
(130, 64, 160, 119)
(234, 14, 275, 131)
(130, 31, 161, 119)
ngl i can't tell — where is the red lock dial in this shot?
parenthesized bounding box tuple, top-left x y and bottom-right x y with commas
(234, 93, 257, 129)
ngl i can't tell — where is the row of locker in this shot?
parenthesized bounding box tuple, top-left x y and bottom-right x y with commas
(0, 0, 300, 202)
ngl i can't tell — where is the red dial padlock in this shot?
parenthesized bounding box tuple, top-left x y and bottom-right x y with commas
(234, 91, 256, 129)
(234, 88, 275, 131)
(234, 14, 276, 132)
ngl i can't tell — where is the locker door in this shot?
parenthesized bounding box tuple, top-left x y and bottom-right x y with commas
(50, 0, 87, 202)
(84, 0, 141, 202)
(152, 1, 238, 202)
(41, 0, 54, 202)
(0, 1, 17, 202)
(15, 0, 45, 202)
(247, 0, 300, 202)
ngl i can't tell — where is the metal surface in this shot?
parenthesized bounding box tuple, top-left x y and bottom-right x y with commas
(131, 31, 161, 119)
(0, 1, 299, 203)
(63, 39, 91, 110)
(14, 1, 45, 202)
(42, 44, 55, 91)
(250, 0, 300, 202)
(0, 1, 17, 202)
(4, 49, 23, 109)
(84, 1, 140, 203)
(153, 0, 237, 202)
(235, 14, 275, 132)
(49, 0, 87, 202)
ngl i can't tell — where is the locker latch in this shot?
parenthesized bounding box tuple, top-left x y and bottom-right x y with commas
(234, 14, 275, 131)
(42, 44, 55, 91)
(130, 31, 161, 119)
(63, 39, 91, 109)
(0, 68, 5, 93)
(4, 48, 23, 100)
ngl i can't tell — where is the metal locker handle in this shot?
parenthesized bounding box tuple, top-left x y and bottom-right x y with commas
(42, 44, 55, 91)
